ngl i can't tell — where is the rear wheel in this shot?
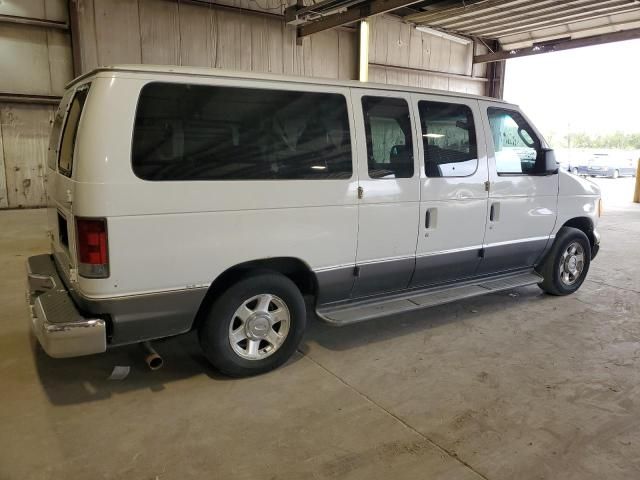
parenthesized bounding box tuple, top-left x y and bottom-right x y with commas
(198, 272, 306, 377)
(537, 227, 591, 296)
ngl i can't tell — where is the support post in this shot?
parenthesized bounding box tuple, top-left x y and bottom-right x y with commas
(485, 40, 505, 99)
(359, 19, 369, 82)
(634, 159, 640, 204)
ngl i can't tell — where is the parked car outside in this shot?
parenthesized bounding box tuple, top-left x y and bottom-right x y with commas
(564, 151, 638, 178)
(586, 153, 637, 178)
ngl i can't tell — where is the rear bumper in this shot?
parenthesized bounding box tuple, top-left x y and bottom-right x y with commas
(27, 254, 106, 358)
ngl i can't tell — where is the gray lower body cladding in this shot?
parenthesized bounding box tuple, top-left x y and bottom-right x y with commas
(53, 254, 207, 346)
(316, 237, 554, 307)
(44, 233, 579, 344)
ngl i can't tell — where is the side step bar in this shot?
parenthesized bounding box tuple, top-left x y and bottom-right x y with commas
(317, 271, 543, 326)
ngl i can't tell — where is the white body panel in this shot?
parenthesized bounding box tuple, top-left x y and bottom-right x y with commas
(554, 170, 600, 234)
(478, 100, 560, 273)
(45, 66, 600, 307)
(412, 93, 489, 286)
(71, 76, 360, 298)
(350, 89, 421, 297)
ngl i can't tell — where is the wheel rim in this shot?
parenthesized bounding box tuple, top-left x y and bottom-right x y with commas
(559, 241, 585, 286)
(228, 294, 290, 360)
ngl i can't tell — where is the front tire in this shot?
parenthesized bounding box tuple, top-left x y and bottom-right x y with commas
(198, 272, 306, 377)
(537, 227, 591, 296)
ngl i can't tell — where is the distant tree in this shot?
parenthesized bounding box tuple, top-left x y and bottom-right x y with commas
(550, 131, 640, 150)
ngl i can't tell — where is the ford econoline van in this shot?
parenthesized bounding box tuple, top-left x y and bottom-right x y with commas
(27, 66, 601, 377)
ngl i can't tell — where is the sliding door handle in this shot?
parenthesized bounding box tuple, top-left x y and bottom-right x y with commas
(425, 209, 431, 228)
(490, 203, 500, 222)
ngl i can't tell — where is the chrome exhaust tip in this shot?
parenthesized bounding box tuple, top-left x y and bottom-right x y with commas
(140, 341, 163, 370)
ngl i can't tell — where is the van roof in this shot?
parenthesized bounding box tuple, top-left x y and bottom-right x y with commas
(68, 64, 510, 104)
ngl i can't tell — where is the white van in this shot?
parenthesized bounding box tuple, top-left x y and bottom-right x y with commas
(27, 66, 601, 377)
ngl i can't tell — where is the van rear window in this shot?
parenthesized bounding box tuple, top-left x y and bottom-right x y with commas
(58, 86, 90, 177)
(132, 83, 353, 181)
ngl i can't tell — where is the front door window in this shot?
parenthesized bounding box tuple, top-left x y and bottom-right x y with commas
(487, 108, 542, 175)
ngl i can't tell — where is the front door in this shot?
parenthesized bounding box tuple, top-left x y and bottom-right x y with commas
(351, 90, 421, 298)
(410, 96, 489, 287)
(477, 102, 558, 273)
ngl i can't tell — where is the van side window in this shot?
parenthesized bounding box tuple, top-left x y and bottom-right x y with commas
(361, 96, 414, 179)
(48, 95, 72, 171)
(132, 83, 353, 181)
(58, 86, 89, 177)
(419, 101, 478, 177)
(487, 108, 542, 175)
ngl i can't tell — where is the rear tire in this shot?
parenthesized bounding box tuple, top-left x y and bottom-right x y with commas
(537, 227, 591, 296)
(198, 272, 306, 377)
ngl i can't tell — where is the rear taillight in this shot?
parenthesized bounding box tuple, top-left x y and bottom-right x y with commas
(76, 218, 109, 278)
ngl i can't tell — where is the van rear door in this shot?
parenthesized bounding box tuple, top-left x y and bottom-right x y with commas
(47, 84, 90, 280)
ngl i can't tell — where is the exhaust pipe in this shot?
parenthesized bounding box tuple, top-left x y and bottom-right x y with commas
(140, 341, 163, 370)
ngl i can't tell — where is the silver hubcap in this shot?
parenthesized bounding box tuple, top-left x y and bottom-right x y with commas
(228, 294, 290, 360)
(559, 241, 585, 286)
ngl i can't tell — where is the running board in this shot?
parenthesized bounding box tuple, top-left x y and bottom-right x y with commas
(317, 271, 543, 326)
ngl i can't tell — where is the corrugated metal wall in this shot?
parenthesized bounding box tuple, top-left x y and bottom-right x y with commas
(368, 15, 488, 96)
(0, 0, 72, 208)
(72, 0, 358, 79)
(0, 0, 490, 208)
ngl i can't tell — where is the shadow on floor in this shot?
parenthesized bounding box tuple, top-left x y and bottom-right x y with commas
(303, 285, 551, 353)
(32, 332, 206, 403)
(31, 285, 549, 406)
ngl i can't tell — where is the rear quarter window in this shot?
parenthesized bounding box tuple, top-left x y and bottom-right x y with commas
(132, 82, 353, 181)
(47, 94, 72, 171)
(58, 86, 90, 177)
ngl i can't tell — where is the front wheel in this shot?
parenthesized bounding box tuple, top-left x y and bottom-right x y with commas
(537, 227, 591, 296)
(198, 273, 306, 377)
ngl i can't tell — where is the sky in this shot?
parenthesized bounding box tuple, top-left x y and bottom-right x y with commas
(502, 39, 640, 137)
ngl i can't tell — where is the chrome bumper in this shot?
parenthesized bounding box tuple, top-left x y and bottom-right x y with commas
(27, 254, 106, 358)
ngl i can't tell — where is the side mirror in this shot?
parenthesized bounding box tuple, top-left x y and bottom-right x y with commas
(541, 148, 559, 175)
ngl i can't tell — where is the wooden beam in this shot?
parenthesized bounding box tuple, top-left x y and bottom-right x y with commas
(68, 0, 83, 77)
(0, 14, 68, 30)
(474, 27, 640, 64)
(0, 93, 62, 105)
(359, 20, 370, 82)
(178, 0, 284, 20)
(482, 39, 505, 98)
(369, 63, 489, 82)
(298, 0, 427, 37)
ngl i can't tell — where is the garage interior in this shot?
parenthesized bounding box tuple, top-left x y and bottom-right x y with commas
(2, 0, 640, 478)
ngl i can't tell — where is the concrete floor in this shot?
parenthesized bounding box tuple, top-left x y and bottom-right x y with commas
(1, 177, 640, 480)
